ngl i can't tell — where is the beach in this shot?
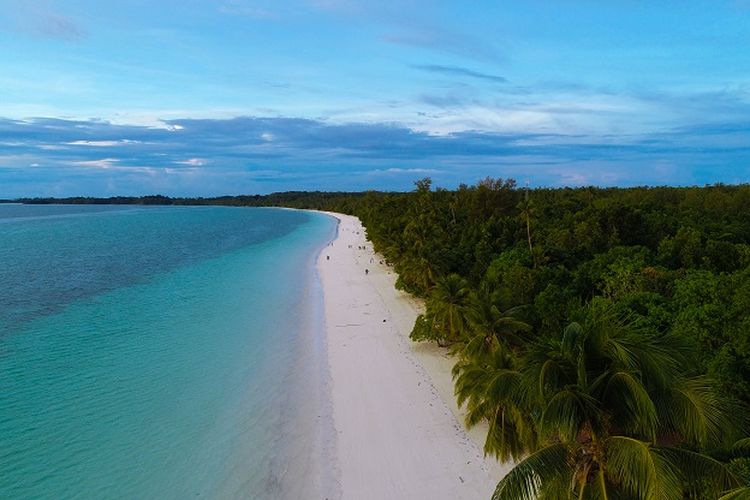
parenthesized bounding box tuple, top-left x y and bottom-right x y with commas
(317, 213, 512, 499)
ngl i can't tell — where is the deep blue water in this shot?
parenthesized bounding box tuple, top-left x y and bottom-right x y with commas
(0, 205, 337, 499)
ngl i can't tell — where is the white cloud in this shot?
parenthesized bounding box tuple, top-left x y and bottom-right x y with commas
(71, 159, 157, 175)
(174, 158, 206, 166)
(66, 140, 141, 147)
(73, 158, 120, 169)
(368, 167, 439, 176)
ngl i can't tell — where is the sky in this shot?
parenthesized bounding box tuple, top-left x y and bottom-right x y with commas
(1, 0, 750, 197)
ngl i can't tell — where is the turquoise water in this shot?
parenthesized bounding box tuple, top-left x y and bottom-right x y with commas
(0, 205, 338, 499)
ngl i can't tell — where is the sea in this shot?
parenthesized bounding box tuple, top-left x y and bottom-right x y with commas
(0, 204, 339, 499)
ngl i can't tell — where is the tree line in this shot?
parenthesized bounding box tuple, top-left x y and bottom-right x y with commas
(11, 192, 358, 207)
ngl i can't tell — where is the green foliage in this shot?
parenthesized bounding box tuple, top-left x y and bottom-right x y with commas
(484, 248, 537, 308)
(410, 274, 478, 346)
(409, 314, 437, 343)
(727, 458, 750, 488)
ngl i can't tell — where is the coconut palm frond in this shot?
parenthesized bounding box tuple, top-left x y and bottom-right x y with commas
(540, 388, 601, 442)
(621, 334, 684, 391)
(656, 376, 737, 449)
(561, 321, 585, 358)
(718, 487, 750, 500)
(731, 437, 750, 455)
(658, 446, 740, 497)
(605, 436, 682, 500)
(484, 405, 537, 462)
(600, 370, 659, 442)
(492, 443, 571, 500)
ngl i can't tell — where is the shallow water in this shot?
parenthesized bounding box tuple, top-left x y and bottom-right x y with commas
(0, 205, 337, 499)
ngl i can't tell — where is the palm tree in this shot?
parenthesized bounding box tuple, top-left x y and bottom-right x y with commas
(453, 344, 537, 462)
(397, 176, 449, 294)
(451, 285, 534, 461)
(396, 255, 438, 295)
(494, 436, 739, 499)
(427, 273, 472, 345)
(463, 283, 531, 358)
(488, 302, 742, 499)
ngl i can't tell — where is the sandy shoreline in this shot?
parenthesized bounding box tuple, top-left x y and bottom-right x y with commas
(316, 212, 511, 499)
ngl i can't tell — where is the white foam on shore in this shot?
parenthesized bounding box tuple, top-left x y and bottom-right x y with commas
(264, 212, 341, 500)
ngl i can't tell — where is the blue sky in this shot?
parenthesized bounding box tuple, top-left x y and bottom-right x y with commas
(1, 0, 750, 196)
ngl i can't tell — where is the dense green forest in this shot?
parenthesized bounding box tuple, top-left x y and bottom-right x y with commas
(316, 179, 750, 499)
(14, 180, 750, 498)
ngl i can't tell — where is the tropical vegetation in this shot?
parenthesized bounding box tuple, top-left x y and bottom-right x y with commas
(298, 179, 750, 499)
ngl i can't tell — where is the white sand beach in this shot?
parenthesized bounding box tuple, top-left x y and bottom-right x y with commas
(317, 213, 512, 500)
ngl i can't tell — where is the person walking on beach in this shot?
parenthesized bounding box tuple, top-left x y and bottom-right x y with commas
(365, 269, 369, 275)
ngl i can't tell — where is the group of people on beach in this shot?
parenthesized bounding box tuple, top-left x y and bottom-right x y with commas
(326, 227, 377, 276)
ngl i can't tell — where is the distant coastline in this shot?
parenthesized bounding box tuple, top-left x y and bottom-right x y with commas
(2, 193, 363, 207)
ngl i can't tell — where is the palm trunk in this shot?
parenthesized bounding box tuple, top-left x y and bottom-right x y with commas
(577, 463, 591, 500)
(526, 215, 532, 253)
(597, 468, 608, 500)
